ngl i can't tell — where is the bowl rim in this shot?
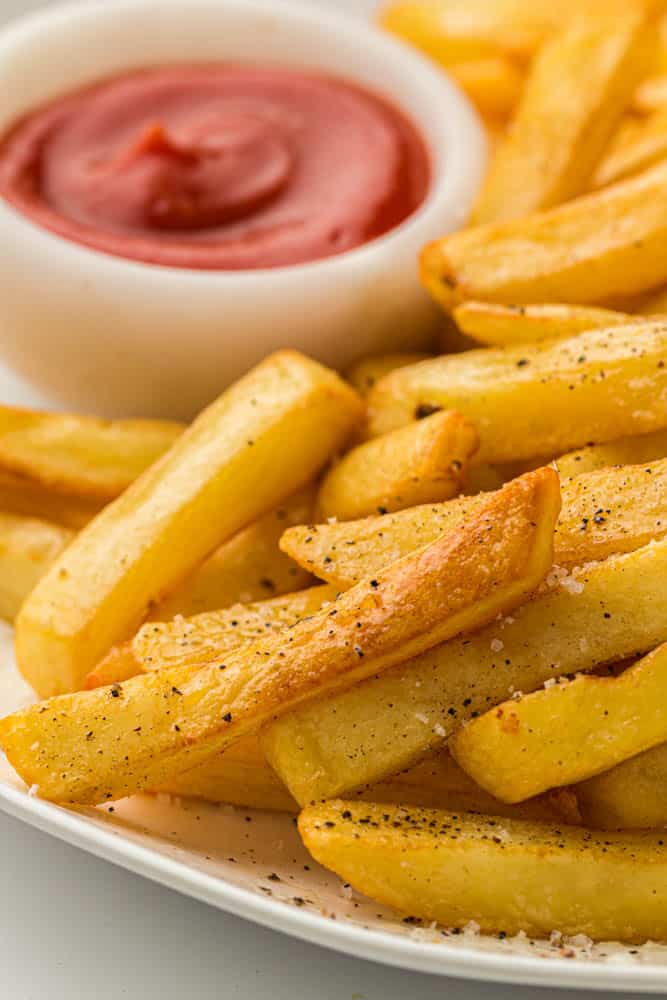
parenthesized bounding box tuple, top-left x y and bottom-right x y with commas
(0, 0, 486, 285)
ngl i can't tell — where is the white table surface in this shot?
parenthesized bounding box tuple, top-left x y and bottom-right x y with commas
(0, 1, 655, 997)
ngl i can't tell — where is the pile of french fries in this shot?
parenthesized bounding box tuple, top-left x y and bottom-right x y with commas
(4, 0, 667, 948)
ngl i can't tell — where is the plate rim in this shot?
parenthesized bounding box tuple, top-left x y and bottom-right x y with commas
(1, 780, 666, 993)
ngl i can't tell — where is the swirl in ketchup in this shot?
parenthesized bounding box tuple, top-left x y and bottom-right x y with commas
(0, 65, 430, 270)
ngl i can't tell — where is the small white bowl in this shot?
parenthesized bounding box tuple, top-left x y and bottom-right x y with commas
(0, 0, 485, 419)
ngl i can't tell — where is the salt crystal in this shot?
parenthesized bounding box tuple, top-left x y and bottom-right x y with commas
(415, 712, 429, 724)
(434, 723, 446, 738)
(28, 784, 40, 797)
(490, 638, 504, 653)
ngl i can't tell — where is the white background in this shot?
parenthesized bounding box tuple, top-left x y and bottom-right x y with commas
(0, 1, 653, 997)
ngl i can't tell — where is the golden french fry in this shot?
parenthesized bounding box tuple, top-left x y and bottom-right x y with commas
(316, 411, 478, 521)
(0, 470, 104, 529)
(282, 458, 667, 588)
(632, 72, 667, 112)
(453, 301, 633, 346)
(450, 642, 667, 803)
(593, 107, 667, 187)
(264, 537, 667, 805)
(555, 429, 667, 476)
(346, 354, 432, 398)
(160, 738, 577, 824)
(447, 58, 524, 119)
(14, 352, 363, 698)
(576, 741, 667, 829)
(299, 800, 667, 942)
(366, 324, 667, 461)
(0, 469, 561, 804)
(421, 160, 667, 311)
(472, 12, 655, 224)
(148, 487, 314, 620)
(641, 285, 667, 313)
(0, 405, 183, 501)
(0, 513, 72, 622)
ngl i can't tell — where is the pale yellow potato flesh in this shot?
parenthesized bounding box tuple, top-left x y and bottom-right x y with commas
(447, 57, 524, 118)
(0, 513, 73, 622)
(299, 800, 667, 942)
(282, 458, 667, 588)
(453, 301, 633, 346)
(366, 324, 667, 461)
(0, 469, 559, 804)
(316, 411, 478, 521)
(472, 11, 654, 223)
(160, 739, 577, 824)
(148, 486, 314, 620)
(345, 354, 432, 399)
(555, 430, 667, 476)
(14, 352, 363, 698)
(420, 160, 667, 311)
(0, 471, 104, 529)
(263, 537, 667, 805)
(576, 741, 667, 829)
(593, 107, 667, 188)
(86, 583, 338, 688)
(0, 405, 183, 501)
(450, 642, 667, 803)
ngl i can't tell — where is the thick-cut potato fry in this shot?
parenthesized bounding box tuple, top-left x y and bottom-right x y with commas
(0, 469, 560, 804)
(346, 354, 432, 399)
(0, 406, 183, 501)
(366, 324, 667, 461)
(555, 430, 667, 476)
(0, 471, 104, 529)
(148, 487, 314, 620)
(593, 107, 667, 188)
(421, 160, 667, 311)
(160, 739, 577, 824)
(447, 58, 524, 119)
(299, 800, 667, 942)
(264, 537, 667, 805)
(453, 301, 633, 346)
(316, 411, 477, 521)
(472, 12, 654, 224)
(451, 642, 667, 803)
(282, 458, 667, 588)
(0, 513, 72, 622)
(642, 285, 667, 313)
(86, 584, 338, 688)
(14, 352, 363, 698)
(577, 741, 667, 829)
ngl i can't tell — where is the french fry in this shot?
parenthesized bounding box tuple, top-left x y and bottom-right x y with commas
(420, 160, 667, 311)
(472, 12, 654, 224)
(576, 741, 667, 829)
(632, 72, 667, 113)
(345, 353, 432, 399)
(299, 800, 667, 942)
(0, 469, 561, 804)
(0, 405, 183, 501)
(86, 584, 338, 688)
(0, 470, 104, 529)
(593, 107, 667, 188)
(148, 487, 315, 620)
(642, 285, 667, 313)
(453, 301, 633, 347)
(282, 458, 667, 588)
(160, 739, 577, 824)
(447, 58, 524, 119)
(366, 324, 667, 460)
(316, 411, 478, 521)
(14, 352, 364, 698)
(0, 513, 72, 622)
(450, 642, 667, 803)
(555, 429, 667, 476)
(263, 537, 667, 804)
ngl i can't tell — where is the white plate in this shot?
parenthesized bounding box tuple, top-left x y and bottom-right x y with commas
(1, 627, 667, 993)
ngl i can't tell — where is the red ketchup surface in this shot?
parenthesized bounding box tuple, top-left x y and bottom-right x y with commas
(0, 65, 430, 270)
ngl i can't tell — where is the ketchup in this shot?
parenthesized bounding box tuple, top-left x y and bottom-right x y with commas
(0, 65, 430, 270)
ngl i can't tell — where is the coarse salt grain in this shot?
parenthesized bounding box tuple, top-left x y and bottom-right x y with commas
(490, 638, 504, 653)
(434, 723, 446, 738)
(28, 784, 40, 797)
(327, 516, 338, 525)
(415, 712, 429, 724)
